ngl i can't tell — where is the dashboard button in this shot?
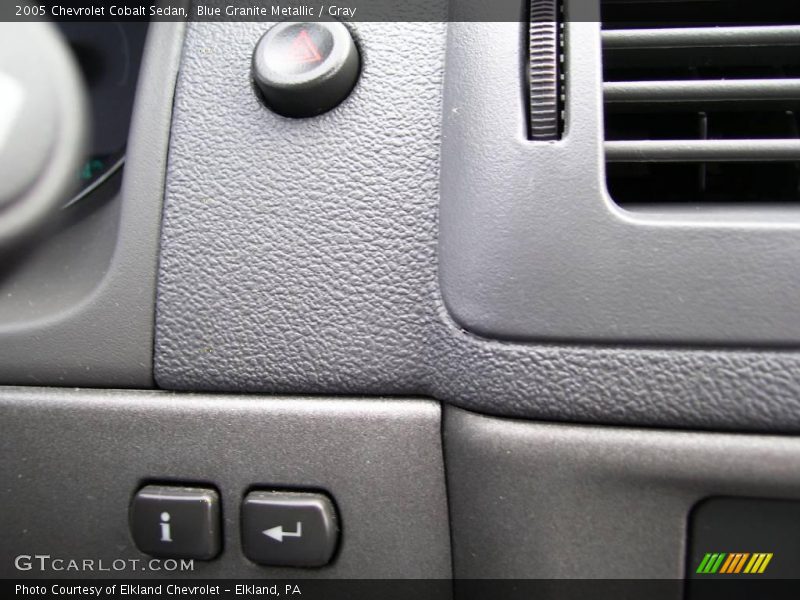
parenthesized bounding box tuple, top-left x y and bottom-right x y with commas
(241, 490, 339, 567)
(129, 485, 221, 560)
(252, 21, 360, 118)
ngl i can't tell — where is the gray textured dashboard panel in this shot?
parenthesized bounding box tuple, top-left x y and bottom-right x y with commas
(0, 388, 451, 579)
(155, 20, 800, 431)
(444, 406, 800, 584)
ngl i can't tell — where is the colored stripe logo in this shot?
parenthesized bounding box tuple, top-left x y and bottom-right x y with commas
(696, 553, 773, 574)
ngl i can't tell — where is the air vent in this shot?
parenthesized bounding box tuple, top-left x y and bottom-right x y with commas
(601, 0, 800, 206)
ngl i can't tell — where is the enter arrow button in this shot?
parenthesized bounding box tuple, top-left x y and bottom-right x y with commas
(263, 521, 303, 542)
(242, 491, 338, 567)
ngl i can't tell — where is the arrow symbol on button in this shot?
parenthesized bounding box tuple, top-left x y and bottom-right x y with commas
(263, 521, 303, 542)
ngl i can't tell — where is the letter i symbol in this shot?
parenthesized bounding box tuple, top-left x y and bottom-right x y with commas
(160, 512, 172, 542)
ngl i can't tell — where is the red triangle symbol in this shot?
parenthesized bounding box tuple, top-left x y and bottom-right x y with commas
(288, 30, 323, 64)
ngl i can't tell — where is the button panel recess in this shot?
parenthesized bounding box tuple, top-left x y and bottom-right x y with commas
(241, 490, 339, 567)
(251, 21, 360, 118)
(130, 485, 339, 567)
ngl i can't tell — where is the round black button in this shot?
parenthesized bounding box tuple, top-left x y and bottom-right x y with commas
(252, 21, 360, 118)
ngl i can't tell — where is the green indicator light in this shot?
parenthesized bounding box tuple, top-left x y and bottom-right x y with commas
(79, 158, 105, 181)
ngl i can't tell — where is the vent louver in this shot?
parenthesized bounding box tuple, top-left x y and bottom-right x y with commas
(601, 0, 800, 206)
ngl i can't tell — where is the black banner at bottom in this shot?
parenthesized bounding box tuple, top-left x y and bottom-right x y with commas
(7, 579, 800, 600)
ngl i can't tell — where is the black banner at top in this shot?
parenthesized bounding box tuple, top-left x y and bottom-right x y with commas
(3, 0, 800, 24)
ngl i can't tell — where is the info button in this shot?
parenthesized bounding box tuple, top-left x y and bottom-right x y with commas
(252, 21, 360, 118)
(129, 485, 221, 560)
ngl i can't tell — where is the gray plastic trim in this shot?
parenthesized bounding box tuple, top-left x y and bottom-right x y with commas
(0, 387, 451, 579)
(444, 405, 800, 582)
(155, 19, 800, 432)
(438, 18, 800, 345)
(605, 79, 800, 104)
(605, 139, 800, 162)
(0, 17, 186, 387)
(602, 25, 800, 49)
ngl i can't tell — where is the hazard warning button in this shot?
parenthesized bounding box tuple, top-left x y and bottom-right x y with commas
(252, 21, 360, 118)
